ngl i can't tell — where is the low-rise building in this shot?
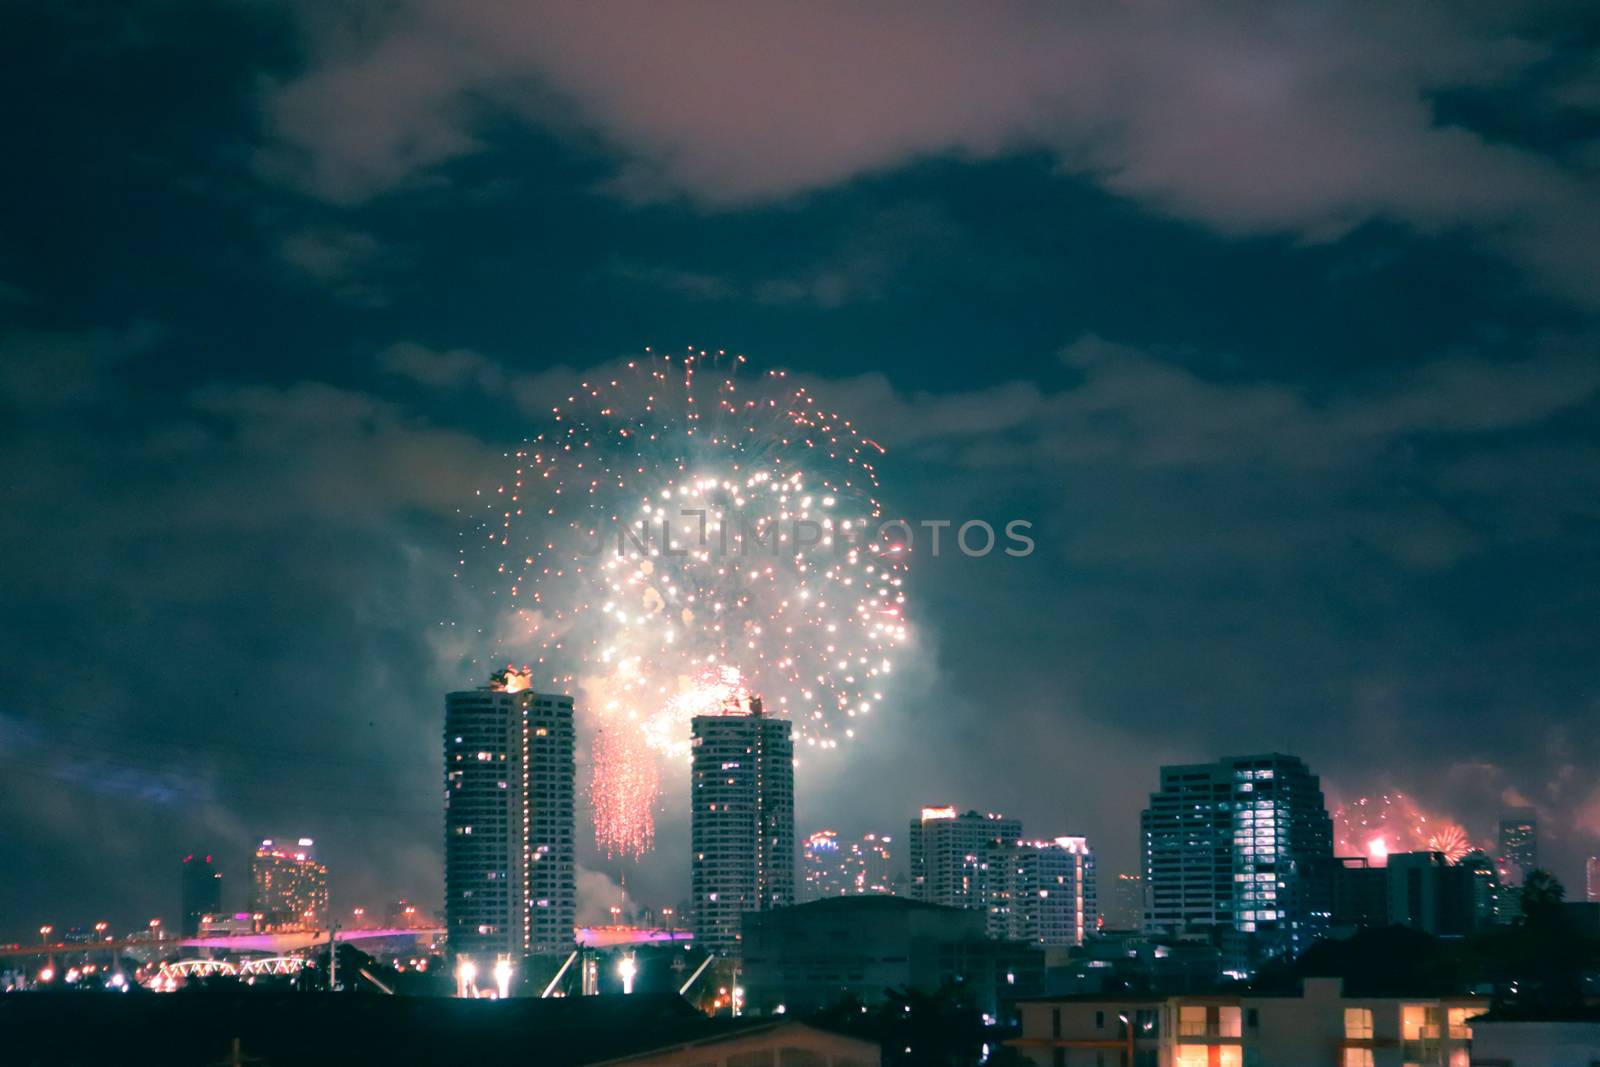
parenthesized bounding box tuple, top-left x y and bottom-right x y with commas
(1009, 977, 1485, 1066)
(740, 895, 1042, 1019)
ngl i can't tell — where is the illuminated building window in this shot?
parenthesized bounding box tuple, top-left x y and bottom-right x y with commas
(1342, 1051, 1374, 1067)
(1345, 1007, 1373, 1039)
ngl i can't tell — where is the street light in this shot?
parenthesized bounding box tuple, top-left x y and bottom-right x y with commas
(493, 957, 513, 999)
(94, 921, 109, 941)
(456, 959, 477, 998)
(38, 925, 53, 944)
(618, 955, 637, 995)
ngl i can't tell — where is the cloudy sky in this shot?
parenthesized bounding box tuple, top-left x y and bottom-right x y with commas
(3, 1, 1600, 934)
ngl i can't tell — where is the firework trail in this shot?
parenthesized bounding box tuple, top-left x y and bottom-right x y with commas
(1332, 792, 1478, 865)
(462, 350, 910, 857)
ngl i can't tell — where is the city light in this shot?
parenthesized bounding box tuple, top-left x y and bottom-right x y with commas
(617, 955, 637, 995)
(493, 957, 513, 999)
(455, 960, 477, 999)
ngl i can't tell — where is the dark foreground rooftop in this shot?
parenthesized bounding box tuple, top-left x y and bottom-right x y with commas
(0, 991, 796, 1067)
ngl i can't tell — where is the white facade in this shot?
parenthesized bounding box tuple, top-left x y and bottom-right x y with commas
(690, 702, 795, 953)
(1012, 978, 1483, 1067)
(908, 806, 1022, 910)
(444, 684, 575, 965)
(985, 837, 1098, 948)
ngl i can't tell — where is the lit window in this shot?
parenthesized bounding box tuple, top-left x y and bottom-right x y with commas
(1345, 1008, 1373, 1039)
(1179, 1005, 1207, 1037)
(1219, 1006, 1242, 1038)
(1401, 1005, 1427, 1041)
(1342, 1051, 1373, 1067)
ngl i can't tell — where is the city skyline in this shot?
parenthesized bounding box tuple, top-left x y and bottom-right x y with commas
(5, 1, 1600, 958)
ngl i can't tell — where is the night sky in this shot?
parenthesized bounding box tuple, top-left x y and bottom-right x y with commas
(3, 2, 1600, 937)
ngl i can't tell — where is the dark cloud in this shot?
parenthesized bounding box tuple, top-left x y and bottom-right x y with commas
(262, 2, 1600, 304)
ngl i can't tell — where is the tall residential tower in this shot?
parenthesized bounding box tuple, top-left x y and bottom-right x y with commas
(1141, 753, 1333, 962)
(690, 697, 795, 954)
(908, 807, 1021, 909)
(444, 674, 576, 968)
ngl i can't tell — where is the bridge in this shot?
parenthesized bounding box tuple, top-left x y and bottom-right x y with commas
(0, 927, 441, 961)
(156, 957, 307, 980)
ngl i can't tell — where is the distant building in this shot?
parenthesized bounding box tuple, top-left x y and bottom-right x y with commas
(1498, 808, 1539, 882)
(250, 838, 328, 931)
(180, 853, 223, 938)
(1009, 977, 1484, 1067)
(444, 679, 576, 965)
(1140, 753, 1333, 963)
(1586, 856, 1600, 903)
(908, 806, 1022, 909)
(984, 837, 1097, 948)
(800, 830, 899, 901)
(690, 697, 795, 954)
(1101, 872, 1145, 931)
(385, 899, 427, 929)
(1310, 855, 1389, 930)
(741, 895, 1043, 1018)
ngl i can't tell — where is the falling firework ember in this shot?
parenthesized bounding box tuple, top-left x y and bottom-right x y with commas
(462, 351, 911, 857)
(1332, 792, 1478, 865)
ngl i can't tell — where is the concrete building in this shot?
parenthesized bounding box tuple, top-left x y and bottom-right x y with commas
(1384, 852, 1494, 935)
(690, 697, 795, 954)
(1497, 809, 1538, 885)
(801, 830, 899, 901)
(180, 852, 223, 938)
(1141, 754, 1333, 963)
(985, 837, 1098, 948)
(740, 896, 1043, 1019)
(249, 838, 328, 931)
(444, 676, 576, 967)
(909, 806, 1022, 909)
(1102, 873, 1145, 932)
(1010, 977, 1485, 1067)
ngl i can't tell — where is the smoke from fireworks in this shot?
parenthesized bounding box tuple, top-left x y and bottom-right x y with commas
(462, 351, 910, 857)
(1332, 792, 1479, 865)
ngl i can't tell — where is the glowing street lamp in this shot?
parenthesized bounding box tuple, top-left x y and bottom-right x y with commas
(94, 921, 109, 941)
(618, 954, 637, 995)
(493, 957, 514, 999)
(38, 925, 53, 944)
(455, 959, 477, 998)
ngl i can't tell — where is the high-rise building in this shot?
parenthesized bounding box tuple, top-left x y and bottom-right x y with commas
(801, 830, 899, 901)
(908, 807, 1022, 910)
(444, 676, 576, 966)
(1141, 753, 1333, 961)
(690, 696, 795, 954)
(180, 853, 223, 938)
(1101, 872, 1145, 931)
(250, 838, 328, 931)
(983, 836, 1097, 947)
(1497, 809, 1539, 882)
(1587, 856, 1600, 904)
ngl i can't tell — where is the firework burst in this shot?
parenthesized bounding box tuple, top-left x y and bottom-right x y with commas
(1332, 792, 1478, 865)
(462, 350, 911, 856)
